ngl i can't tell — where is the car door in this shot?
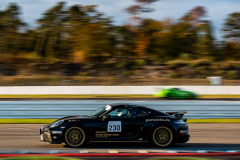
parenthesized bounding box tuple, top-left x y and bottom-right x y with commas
(92, 105, 139, 141)
(134, 107, 153, 141)
(169, 88, 178, 97)
(174, 88, 186, 98)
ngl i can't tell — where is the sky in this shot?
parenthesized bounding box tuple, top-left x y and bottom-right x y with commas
(1, 0, 240, 40)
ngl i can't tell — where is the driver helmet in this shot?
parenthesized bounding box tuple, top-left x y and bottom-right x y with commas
(117, 108, 123, 117)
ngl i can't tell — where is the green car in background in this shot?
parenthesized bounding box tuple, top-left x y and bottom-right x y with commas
(153, 87, 197, 99)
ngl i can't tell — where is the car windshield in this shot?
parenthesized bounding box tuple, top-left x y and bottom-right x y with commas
(87, 105, 110, 117)
(172, 88, 181, 91)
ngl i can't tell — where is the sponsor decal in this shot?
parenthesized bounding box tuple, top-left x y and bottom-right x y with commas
(95, 133, 119, 138)
(105, 105, 111, 111)
(52, 131, 62, 134)
(52, 136, 57, 139)
(180, 130, 188, 133)
(137, 111, 151, 117)
(96, 131, 107, 134)
(107, 121, 122, 132)
(145, 118, 170, 122)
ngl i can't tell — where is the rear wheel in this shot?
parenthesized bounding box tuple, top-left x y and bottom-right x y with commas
(151, 126, 175, 147)
(64, 126, 87, 148)
(167, 93, 172, 99)
(188, 93, 195, 99)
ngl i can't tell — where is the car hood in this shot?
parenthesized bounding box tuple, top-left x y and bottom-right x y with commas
(58, 115, 95, 121)
(44, 115, 94, 128)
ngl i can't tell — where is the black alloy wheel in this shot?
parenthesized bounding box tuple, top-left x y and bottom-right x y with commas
(151, 126, 174, 147)
(64, 126, 87, 148)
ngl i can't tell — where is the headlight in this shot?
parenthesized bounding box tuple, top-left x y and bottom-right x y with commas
(50, 120, 64, 128)
(174, 120, 186, 125)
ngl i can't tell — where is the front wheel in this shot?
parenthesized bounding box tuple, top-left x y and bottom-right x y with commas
(188, 94, 195, 99)
(151, 126, 175, 147)
(64, 126, 87, 148)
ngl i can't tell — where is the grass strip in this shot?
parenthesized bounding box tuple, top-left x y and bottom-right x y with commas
(0, 94, 239, 98)
(1, 119, 240, 124)
(0, 156, 217, 160)
(0, 156, 81, 160)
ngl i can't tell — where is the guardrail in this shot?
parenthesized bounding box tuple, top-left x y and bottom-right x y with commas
(0, 100, 239, 119)
(1, 86, 240, 95)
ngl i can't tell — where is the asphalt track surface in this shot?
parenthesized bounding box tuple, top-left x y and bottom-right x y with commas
(0, 98, 240, 159)
(0, 123, 240, 151)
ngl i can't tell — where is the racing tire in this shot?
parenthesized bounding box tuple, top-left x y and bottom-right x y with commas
(64, 125, 87, 148)
(188, 94, 195, 99)
(151, 126, 175, 147)
(166, 93, 172, 99)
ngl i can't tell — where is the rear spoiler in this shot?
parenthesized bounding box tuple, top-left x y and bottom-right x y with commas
(166, 111, 187, 121)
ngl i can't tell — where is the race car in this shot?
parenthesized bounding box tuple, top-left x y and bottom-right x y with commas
(39, 103, 189, 148)
(153, 87, 197, 99)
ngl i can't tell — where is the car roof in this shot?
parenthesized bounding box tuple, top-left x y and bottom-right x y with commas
(107, 103, 168, 115)
(168, 87, 179, 90)
(108, 103, 150, 109)
(109, 103, 139, 107)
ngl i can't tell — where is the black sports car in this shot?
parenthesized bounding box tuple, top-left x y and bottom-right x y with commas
(39, 103, 189, 148)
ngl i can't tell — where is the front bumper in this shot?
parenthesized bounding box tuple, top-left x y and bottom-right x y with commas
(39, 127, 62, 144)
(153, 92, 165, 98)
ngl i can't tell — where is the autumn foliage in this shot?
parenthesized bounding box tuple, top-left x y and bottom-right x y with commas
(0, 2, 240, 85)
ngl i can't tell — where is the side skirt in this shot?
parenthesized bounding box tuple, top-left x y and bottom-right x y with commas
(89, 141, 149, 143)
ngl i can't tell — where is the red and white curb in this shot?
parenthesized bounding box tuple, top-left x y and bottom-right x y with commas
(0, 149, 240, 157)
(0, 149, 240, 154)
(0, 152, 240, 158)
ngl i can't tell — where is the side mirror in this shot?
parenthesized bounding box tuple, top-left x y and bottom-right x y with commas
(102, 114, 111, 121)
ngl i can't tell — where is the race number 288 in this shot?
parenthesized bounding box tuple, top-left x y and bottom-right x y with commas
(108, 121, 121, 132)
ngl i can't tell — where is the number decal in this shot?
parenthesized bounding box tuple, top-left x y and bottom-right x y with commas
(108, 121, 121, 132)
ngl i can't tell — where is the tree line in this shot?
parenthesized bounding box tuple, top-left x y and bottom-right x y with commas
(0, 1, 240, 64)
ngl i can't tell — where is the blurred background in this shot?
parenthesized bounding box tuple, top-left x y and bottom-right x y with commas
(0, 0, 240, 86)
(0, 2, 240, 159)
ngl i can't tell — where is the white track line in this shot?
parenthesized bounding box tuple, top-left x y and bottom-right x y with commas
(49, 150, 58, 154)
(227, 150, 237, 152)
(108, 150, 118, 153)
(19, 150, 28, 154)
(137, 150, 148, 153)
(196, 150, 207, 153)
(168, 150, 178, 153)
(79, 150, 88, 153)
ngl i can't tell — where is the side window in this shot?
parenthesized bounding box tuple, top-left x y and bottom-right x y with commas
(108, 106, 137, 118)
(136, 108, 151, 117)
